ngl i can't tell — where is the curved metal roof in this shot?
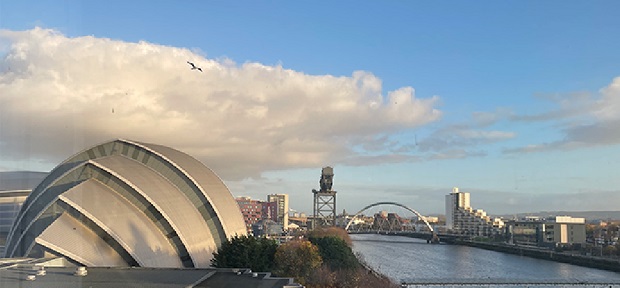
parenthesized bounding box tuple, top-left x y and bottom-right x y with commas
(4, 139, 247, 268)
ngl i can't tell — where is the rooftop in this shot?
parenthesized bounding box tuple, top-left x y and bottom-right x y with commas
(0, 258, 298, 288)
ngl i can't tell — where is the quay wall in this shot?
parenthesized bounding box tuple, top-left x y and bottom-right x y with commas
(456, 240, 620, 273)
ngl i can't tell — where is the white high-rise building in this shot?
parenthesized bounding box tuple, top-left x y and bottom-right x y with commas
(445, 187, 503, 237)
(445, 187, 470, 230)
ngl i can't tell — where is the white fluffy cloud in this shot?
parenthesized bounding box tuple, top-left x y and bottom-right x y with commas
(0, 28, 441, 179)
(505, 76, 620, 154)
(595, 76, 620, 121)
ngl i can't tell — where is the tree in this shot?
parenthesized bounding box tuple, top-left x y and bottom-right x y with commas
(211, 235, 277, 272)
(274, 240, 322, 285)
(307, 227, 352, 246)
(309, 236, 359, 270)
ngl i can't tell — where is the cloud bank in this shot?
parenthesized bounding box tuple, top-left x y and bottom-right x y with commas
(0, 28, 441, 179)
(505, 77, 620, 154)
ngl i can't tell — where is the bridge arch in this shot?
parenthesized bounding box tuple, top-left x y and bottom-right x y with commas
(345, 201, 434, 233)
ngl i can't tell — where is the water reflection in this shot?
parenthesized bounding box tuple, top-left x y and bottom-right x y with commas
(351, 234, 620, 285)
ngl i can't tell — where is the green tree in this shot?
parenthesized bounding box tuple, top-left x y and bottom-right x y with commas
(211, 235, 277, 272)
(309, 236, 359, 270)
(274, 240, 322, 285)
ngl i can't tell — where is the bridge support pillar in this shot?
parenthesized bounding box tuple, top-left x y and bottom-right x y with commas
(427, 232, 440, 244)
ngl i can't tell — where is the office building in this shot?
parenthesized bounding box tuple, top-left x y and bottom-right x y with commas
(0, 172, 48, 250)
(267, 194, 289, 230)
(262, 201, 278, 223)
(505, 215, 586, 246)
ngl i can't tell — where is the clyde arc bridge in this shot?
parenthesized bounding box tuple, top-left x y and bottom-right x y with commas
(344, 201, 449, 243)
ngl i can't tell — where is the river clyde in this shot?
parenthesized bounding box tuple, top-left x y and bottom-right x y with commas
(351, 234, 620, 287)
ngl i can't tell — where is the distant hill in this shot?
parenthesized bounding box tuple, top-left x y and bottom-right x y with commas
(498, 211, 620, 222)
(0, 171, 48, 191)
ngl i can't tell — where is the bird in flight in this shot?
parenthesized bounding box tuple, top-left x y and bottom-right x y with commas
(187, 61, 202, 72)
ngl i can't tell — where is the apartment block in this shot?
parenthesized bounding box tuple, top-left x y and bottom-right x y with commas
(445, 187, 503, 237)
(235, 196, 264, 233)
(267, 194, 289, 229)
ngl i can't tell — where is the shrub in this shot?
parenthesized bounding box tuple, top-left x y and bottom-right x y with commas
(309, 236, 359, 270)
(211, 235, 277, 272)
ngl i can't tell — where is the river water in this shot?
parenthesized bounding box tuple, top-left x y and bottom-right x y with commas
(351, 234, 620, 287)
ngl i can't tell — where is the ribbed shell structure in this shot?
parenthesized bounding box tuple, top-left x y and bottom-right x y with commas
(4, 139, 247, 268)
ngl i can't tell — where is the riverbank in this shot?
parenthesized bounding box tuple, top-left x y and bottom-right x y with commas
(356, 257, 400, 288)
(456, 240, 620, 273)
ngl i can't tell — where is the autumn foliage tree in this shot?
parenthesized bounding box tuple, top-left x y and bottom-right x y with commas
(307, 227, 352, 246)
(274, 240, 322, 285)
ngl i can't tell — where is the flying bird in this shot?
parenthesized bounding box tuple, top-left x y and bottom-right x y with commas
(187, 61, 202, 72)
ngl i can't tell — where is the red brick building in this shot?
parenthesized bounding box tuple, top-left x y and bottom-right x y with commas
(235, 196, 264, 233)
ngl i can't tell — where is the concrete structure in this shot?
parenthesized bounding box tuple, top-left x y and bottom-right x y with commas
(445, 187, 503, 237)
(312, 166, 337, 228)
(0, 257, 300, 288)
(505, 215, 586, 247)
(267, 194, 289, 230)
(4, 139, 247, 268)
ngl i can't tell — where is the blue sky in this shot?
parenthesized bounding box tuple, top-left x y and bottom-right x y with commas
(1, 1, 620, 216)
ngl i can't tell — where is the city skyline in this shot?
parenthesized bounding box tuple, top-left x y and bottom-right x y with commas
(1, 2, 620, 215)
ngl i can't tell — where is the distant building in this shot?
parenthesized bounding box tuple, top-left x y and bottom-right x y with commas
(422, 216, 440, 223)
(235, 197, 264, 233)
(267, 194, 289, 229)
(0, 171, 48, 249)
(288, 213, 308, 230)
(505, 215, 586, 247)
(0, 190, 30, 248)
(445, 187, 470, 230)
(445, 187, 503, 237)
(252, 219, 283, 237)
(262, 201, 278, 222)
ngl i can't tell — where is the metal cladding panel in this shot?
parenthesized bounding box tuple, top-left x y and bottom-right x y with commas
(36, 212, 127, 267)
(93, 155, 217, 267)
(61, 179, 182, 268)
(138, 142, 247, 237)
